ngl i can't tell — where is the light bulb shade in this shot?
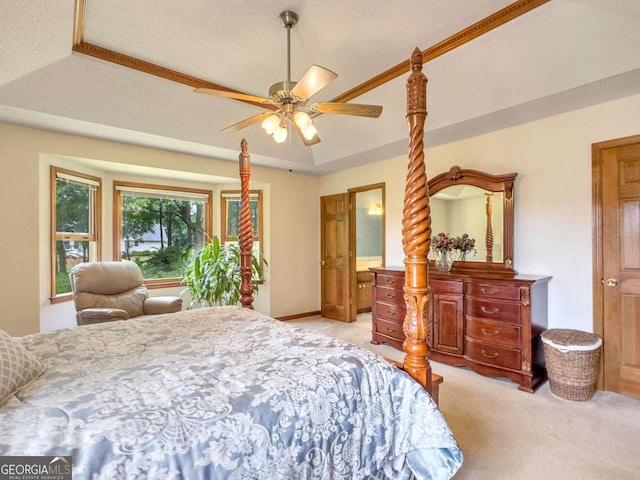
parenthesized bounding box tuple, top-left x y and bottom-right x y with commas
(301, 124, 318, 141)
(261, 114, 280, 134)
(294, 111, 312, 128)
(273, 125, 288, 143)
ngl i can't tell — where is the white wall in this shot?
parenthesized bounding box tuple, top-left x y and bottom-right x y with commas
(0, 124, 320, 336)
(319, 93, 640, 332)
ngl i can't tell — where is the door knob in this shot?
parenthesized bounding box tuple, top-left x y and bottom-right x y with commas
(320, 260, 326, 266)
(606, 278, 618, 287)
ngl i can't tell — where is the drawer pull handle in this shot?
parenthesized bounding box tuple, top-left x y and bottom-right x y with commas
(481, 350, 499, 359)
(385, 327, 394, 333)
(481, 306, 499, 314)
(481, 288, 499, 295)
(385, 292, 395, 299)
(481, 328, 500, 336)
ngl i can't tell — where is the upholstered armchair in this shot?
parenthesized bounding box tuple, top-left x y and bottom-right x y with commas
(70, 261, 183, 326)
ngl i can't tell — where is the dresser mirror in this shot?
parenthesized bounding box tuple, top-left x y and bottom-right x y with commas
(428, 166, 517, 275)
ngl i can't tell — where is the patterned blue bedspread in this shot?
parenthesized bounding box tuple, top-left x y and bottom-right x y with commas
(0, 306, 462, 479)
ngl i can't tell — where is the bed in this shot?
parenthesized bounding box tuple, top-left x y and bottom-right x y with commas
(0, 49, 462, 479)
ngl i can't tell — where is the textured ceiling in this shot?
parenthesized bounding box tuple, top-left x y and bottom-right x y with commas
(1, 0, 640, 175)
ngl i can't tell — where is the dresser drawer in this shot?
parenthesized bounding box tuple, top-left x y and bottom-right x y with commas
(375, 273, 403, 289)
(375, 287, 404, 304)
(431, 279, 463, 294)
(375, 318, 404, 340)
(465, 337, 520, 370)
(375, 301, 405, 322)
(465, 283, 520, 301)
(466, 317, 520, 348)
(465, 298, 521, 324)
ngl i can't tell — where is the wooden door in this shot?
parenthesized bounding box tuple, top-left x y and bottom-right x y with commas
(595, 135, 640, 398)
(320, 193, 352, 322)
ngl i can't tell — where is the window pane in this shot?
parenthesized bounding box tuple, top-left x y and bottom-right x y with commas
(121, 195, 206, 280)
(54, 240, 95, 294)
(250, 199, 259, 237)
(52, 168, 100, 300)
(226, 199, 240, 238)
(226, 198, 259, 238)
(56, 179, 91, 234)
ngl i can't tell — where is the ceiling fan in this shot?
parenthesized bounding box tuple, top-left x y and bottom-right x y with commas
(194, 10, 383, 146)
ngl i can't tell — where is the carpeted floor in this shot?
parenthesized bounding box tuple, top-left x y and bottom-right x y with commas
(287, 313, 640, 480)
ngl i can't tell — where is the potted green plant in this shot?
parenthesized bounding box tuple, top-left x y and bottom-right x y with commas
(181, 235, 266, 308)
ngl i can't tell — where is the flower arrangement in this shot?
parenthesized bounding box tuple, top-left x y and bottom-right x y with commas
(431, 232, 454, 254)
(452, 233, 476, 260)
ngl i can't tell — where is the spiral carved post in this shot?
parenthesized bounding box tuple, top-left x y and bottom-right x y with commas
(485, 193, 494, 262)
(402, 48, 432, 393)
(238, 139, 254, 309)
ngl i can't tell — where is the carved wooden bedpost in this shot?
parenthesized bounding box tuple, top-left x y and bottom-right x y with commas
(238, 139, 254, 309)
(402, 48, 432, 392)
(485, 193, 494, 262)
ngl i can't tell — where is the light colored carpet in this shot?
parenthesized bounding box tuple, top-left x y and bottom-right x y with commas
(287, 313, 640, 480)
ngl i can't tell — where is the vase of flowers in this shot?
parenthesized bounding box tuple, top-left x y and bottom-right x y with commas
(432, 232, 454, 272)
(453, 233, 476, 261)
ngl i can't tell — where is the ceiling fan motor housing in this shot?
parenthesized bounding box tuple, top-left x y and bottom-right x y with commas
(269, 81, 299, 103)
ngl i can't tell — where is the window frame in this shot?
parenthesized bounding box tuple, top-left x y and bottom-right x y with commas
(50, 166, 102, 303)
(113, 180, 213, 288)
(220, 189, 262, 242)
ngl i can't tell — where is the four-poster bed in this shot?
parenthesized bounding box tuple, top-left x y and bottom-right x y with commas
(0, 50, 462, 478)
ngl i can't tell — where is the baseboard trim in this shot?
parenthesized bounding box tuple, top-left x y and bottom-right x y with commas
(276, 310, 321, 321)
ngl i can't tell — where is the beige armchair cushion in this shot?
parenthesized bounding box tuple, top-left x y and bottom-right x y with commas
(70, 262, 183, 326)
(75, 285, 148, 319)
(144, 297, 183, 315)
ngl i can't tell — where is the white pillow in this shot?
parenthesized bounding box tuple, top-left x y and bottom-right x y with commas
(0, 330, 45, 405)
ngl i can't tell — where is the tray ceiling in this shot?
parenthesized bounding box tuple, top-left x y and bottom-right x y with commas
(1, 0, 639, 174)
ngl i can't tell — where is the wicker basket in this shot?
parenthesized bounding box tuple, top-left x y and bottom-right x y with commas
(541, 329, 602, 401)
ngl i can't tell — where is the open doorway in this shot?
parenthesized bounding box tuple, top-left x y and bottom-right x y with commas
(349, 183, 385, 320)
(320, 183, 385, 322)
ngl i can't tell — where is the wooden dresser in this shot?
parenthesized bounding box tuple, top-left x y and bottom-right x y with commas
(370, 267, 551, 392)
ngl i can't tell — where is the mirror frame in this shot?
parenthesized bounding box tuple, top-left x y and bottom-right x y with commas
(428, 166, 517, 276)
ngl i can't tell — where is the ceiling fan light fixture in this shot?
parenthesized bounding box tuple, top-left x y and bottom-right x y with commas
(273, 123, 288, 143)
(294, 111, 312, 128)
(301, 124, 318, 141)
(261, 114, 280, 134)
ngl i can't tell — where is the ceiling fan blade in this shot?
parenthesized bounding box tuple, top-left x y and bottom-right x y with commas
(222, 112, 274, 133)
(310, 102, 383, 118)
(291, 65, 338, 100)
(293, 123, 321, 146)
(195, 88, 270, 104)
